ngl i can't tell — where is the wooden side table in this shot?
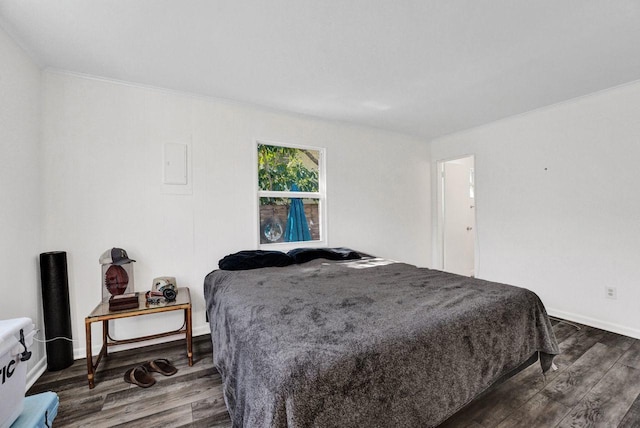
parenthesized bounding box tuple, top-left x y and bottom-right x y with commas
(84, 287, 193, 388)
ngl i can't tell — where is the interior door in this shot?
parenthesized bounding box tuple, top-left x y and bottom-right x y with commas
(443, 158, 475, 276)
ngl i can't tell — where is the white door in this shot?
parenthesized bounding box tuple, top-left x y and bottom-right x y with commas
(442, 157, 475, 276)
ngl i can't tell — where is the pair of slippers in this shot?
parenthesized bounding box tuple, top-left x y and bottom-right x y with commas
(124, 358, 178, 388)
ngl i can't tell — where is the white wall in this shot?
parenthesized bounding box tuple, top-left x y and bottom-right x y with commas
(41, 71, 431, 357)
(431, 80, 640, 338)
(0, 27, 44, 378)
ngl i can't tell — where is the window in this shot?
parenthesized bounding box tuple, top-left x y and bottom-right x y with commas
(257, 141, 326, 247)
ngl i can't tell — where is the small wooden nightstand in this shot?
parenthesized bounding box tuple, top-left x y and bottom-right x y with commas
(84, 287, 193, 389)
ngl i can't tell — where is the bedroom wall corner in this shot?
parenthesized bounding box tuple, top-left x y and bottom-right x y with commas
(0, 24, 45, 380)
(429, 80, 640, 339)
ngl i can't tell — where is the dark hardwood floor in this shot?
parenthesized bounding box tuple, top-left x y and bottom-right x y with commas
(28, 335, 230, 427)
(29, 321, 640, 427)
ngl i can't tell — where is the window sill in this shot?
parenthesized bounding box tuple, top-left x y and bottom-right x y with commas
(259, 240, 328, 252)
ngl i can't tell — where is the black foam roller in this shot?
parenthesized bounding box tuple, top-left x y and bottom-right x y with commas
(39, 251, 74, 371)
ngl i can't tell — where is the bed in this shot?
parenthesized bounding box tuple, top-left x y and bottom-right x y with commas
(204, 252, 559, 428)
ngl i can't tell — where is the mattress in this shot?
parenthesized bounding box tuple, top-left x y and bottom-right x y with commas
(204, 257, 559, 427)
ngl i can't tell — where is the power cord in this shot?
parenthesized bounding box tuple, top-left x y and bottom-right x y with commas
(32, 329, 81, 343)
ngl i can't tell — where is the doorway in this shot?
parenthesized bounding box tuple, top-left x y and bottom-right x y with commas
(437, 155, 476, 277)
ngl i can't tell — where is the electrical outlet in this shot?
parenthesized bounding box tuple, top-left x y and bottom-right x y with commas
(604, 286, 617, 300)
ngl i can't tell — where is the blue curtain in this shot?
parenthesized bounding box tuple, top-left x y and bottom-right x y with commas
(284, 184, 312, 242)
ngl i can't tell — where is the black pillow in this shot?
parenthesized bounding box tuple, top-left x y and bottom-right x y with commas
(287, 247, 362, 264)
(218, 250, 294, 271)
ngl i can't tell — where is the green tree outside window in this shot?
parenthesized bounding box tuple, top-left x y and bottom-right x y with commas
(258, 144, 319, 204)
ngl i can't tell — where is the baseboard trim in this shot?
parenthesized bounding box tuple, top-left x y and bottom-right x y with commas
(26, 356, 47, 391)
(72, 323, 211, 360)
(548, 308, 640, 340)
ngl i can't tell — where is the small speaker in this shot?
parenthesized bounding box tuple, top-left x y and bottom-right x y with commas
(39, 251, 74, 371)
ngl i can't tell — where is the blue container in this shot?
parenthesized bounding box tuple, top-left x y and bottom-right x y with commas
(10, 392, 59, 428)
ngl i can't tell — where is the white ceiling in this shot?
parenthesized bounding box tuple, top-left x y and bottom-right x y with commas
(2, 1, 640, 140)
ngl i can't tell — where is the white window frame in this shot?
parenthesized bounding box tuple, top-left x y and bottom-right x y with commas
(255, 139, 327, 250)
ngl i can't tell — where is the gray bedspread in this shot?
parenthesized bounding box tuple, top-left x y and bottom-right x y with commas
(204, 258, 559, 428)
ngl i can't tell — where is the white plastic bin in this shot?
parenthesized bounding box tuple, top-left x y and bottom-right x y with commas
(0, 318, 35, 428)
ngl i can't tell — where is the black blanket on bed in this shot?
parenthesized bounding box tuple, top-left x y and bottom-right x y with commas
(204, 258, 559, 427)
